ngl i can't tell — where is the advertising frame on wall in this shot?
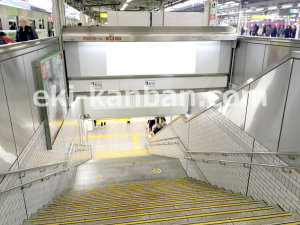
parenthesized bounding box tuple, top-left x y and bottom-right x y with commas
(36, 51, 68, 149)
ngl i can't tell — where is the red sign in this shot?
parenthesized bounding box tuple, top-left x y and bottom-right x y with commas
(48, 16, 53, 21)
(210, 14, 215, 20)
(83, 34, 122, 41)
(41, 63, 47, 80)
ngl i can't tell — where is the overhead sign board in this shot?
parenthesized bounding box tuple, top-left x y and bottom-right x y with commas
(251, 15, 267, 19)
(100, 13, 108, 18)
(279, 9, 300, 16)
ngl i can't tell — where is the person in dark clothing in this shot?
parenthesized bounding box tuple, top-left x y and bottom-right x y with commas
(251, 24, 258, 36)
(148, 119, 155, 132)
(153, 124, 162, 134)
(271, 25, 277, 37)
(15, 16, 38, 42)
(241, 26, 245, 35)
(278, 25, 284, 37)
(283, 25, 291, 38)
(0, 32, 15, 45)
(262, 25, 266, 36)
(290, 25, 297, 38)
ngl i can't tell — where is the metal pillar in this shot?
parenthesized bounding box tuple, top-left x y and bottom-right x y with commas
(80, 12, 87, 26)
(52, 0, 66, 48)
(236, 1, 242, 35)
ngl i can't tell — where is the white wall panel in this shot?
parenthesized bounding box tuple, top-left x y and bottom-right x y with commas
(70, 79, 119, 92)
(108, 11, 150, 26)
(78, 42, 107, 77)
(175, 76, 227, 89)
(119, 78, 174, 90)
(195, 41, 220, 74)
(164, 12, 204, 26)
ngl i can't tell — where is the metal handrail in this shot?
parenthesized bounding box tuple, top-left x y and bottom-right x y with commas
(0, 142, 83, 177)
(148, 141, 299, 158)
(0, 168, 69, 195)
(187, 151, 300, 156)
(0, 142, 92, 195)
(185, 157, 300, 171)
(0, 161, 68, 177)
(149, 136, 178, 142)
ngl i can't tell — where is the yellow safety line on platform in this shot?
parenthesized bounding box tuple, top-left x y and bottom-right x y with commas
(32, 201, 260, 222)
(39, 196, 246, 216)
(132, 135, 141, 149)
(284, 222, 300, 225)
(45, 194, 237, 212)
(95, 149, 148, 158)
(190, 212, 292, 225)
(43, 206, 273, 225)
(89, 133, 146, 139)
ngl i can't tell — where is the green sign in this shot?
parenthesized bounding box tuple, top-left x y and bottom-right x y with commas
(38, 12, 44, 19)
(8, 15, 16, 21)
(7, 6, 18, 16)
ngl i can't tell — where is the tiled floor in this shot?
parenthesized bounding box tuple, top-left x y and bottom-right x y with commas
(72, 155, 188, 188)
(87, 121, 148, 158)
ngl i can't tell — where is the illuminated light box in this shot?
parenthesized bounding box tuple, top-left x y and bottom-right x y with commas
(106, 42, 196, 75)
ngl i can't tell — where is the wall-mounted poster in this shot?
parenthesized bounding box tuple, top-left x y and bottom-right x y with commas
(38, 51, 68, 147)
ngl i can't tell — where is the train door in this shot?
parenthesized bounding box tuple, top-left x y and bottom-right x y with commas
(39, 19, 44, 29)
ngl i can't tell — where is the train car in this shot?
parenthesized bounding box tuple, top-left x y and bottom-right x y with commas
(0, 1, 54, 40)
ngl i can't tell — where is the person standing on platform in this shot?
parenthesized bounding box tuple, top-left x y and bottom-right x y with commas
(290, 25, 297, 38)
(262, 24, 266, 36)
(265, 25, 271, 37)
(257, 26, 264, 36)
(283, 25, 291, 38)
(15, 16, 38, 42)
(271, 25, 277, 37)
(278, 25, 284, 37)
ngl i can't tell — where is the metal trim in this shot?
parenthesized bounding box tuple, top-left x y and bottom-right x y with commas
(0, 38, 59, 61)
(68, 74, 229, 80)
(238, 36, 300, 48)
(62, 26, 237, 42)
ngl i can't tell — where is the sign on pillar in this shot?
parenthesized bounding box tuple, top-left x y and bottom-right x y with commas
(209, 1, 218, 26)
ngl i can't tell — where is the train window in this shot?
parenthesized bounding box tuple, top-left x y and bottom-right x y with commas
(8, 15, 17, 30)
(29, 20, 36, 29)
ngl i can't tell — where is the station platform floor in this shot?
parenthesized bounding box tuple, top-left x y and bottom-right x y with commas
(87, 121, 148, 158)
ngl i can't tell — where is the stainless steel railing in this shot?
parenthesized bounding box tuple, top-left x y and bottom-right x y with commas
(0, 143, 92, 195)
(149, 137, 300, 172)
(185, 157, 300, 172)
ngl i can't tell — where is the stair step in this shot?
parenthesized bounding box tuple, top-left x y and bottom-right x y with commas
(33, 196, 250, 219)
(30, 206, 275, 225)
(188, 212, 293, 225)
(42, 193, 241, 213)
(48, 190, 229, 207)
(54, 188, 223, 203)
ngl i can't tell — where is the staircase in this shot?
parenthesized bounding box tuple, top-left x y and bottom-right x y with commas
(24, 156, 300, 225)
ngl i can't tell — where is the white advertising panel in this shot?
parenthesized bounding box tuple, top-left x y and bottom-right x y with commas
(164, 12, 204, 26)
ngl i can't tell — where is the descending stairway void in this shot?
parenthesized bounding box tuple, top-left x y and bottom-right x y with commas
(25, 155, 300, 225)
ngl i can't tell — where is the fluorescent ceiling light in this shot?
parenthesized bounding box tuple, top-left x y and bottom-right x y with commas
(268, 6, 277, 10)
(121, 3, 128, 10)
(245, 9, 252, 12)
(231, 3, 239, 6)
(282, 4, 292, 8)
(126, 0, 132, 2)
(256, 8, 264, 11)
